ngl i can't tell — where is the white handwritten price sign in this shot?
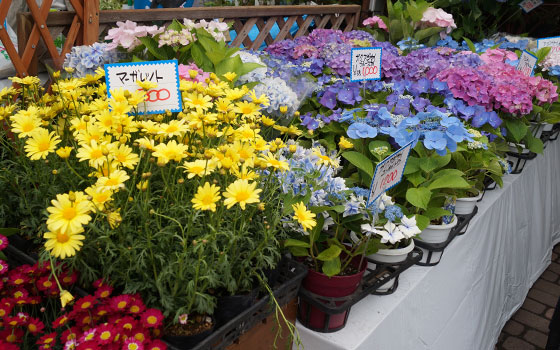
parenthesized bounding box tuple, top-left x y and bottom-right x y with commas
(519, 0, 543, 13)
(105, 60, 182, 115)
(367, 141, 413, 206)
(516, 50, 538, 77)
(537, 36, 560, 53)
(350, 47, 382, 82)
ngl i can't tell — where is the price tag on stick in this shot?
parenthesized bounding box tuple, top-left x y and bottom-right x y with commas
(519, 0, 543, 13)
(516, 50, 538, 77)
(367, 141, 413, 207)
(105, 59, 182, 115)
(350, 47, 382, 82)
(537, 36, 560, 53)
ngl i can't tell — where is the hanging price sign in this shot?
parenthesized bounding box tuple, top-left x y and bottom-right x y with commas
(516, 50, 538, 77)
(519, 0, 543, 13)
(105, 59, 182, 115)
(367, 141, 413, 206)
(350, 47, 383, 82)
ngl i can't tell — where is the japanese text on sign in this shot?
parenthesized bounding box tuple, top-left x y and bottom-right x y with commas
(105, 60, 182, 115)
(519, 0, 543, 13)
(516, 51, 537, 77)
(537, 36, 560, 53)
(367, 141, 413, 206)
(351, 47, 382, 82)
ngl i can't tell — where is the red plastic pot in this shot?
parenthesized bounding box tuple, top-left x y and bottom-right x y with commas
(298, 256, 367, 332)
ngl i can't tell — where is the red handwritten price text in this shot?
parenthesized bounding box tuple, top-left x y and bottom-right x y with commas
(362, 66, 379, 77)
(380, 170, 398, 188)
(141, 88, 171, 102)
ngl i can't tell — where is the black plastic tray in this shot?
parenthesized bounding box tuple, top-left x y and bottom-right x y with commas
(414, 207, 478, 266)
(296, 247, 422, 333)
(168, 258, 307, 350)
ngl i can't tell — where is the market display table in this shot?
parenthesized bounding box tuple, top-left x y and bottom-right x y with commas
(296, 140, 560, 350)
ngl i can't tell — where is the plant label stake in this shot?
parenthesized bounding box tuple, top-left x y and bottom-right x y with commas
(537, 36, 560, 53)
(516, 50, 538, 77)
(519, 0, 543, 13)
(350, 47, 382, 82)
(104, 60, 182, 115)
(367, 141, 413, 207)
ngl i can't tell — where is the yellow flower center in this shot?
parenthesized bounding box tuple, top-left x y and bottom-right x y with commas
(61, 207, 77, 220)
(235, 191, 250, 202)
(116, 154, 127, 162)
(166, 125, 178, 133)
(14, 291, 23, 298)
(201, 194, 215, 205)
(101, 291, 110, 298)
(22, 122, 34, 132)
(6, 333, 16, 343)
(117, 301, 127, 309)
(91, 149, 103, 159)
(81, 301, 91, 309)
(14, 278, 23, 284)
(28, 324, 37, 332)
(0, 310, 5, 317)
(241, 107, 253, 114)
(57, 232, 70, 243)
(38, 140, 51, 152)
(105, 178, 119, 187)
(128, 344, 139, 350)
(130, 305, 140, 313)
(134, 333, 145, 341)
(43, 281, 52, 288)
(85, 333, 95, 340)
(147, 315, 157, 324)
(100, 331, 111, 340)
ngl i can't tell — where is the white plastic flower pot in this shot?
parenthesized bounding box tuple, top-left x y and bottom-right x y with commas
(454, 192, 483, 215)
(418, 216, 457, 244)
(508, 143, 531, 155)
(543, 123, 554, 132)
(367, 241, 414, 292)
(368, 240, 414, 264)
(530, 122, 544, 139)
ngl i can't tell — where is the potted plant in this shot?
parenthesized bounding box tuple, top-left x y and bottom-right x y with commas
(362, 194, 421, 291)
(279, 144, 379, 332)
(450, 129, 506, 215)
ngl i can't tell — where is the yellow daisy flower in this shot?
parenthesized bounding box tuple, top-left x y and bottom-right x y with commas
(85, 186, 113, 211)
(56, 146, 73, 159)
(259, 152, 289, 172)
(158, 120, 189, 138)
(183, 92, 213, 111)
(338, 136, 354, 149)
(95, 170, 130, 191)
(152, 140, 188, 164)
(46, 192, 92, 235)
(44, 229, 85, 259)
(182, 159, 216, 179)
(223, 179, 262, 210)
(10, 107, 42, 138)
(24, 128, 61, 160)
(234, 101, 260, 118)
(191, 182, 221, 212)
(292, 202, 316, 231)
(76, 140, 110, 167)
(113, 144, 139, 169)
(313, 148, 337, 167)
(136, 80, 158, 90)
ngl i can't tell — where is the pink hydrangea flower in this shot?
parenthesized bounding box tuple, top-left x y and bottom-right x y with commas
(480, 49, 518, 64)
(420, 7, 456, 35)
(362, 16, 388, 32)
(105, 20, 163, 51)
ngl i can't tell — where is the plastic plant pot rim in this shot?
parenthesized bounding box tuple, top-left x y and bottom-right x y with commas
(456, 191, 483, 203)
(426, 215, 458, 230)
(370, 240, 415, 257)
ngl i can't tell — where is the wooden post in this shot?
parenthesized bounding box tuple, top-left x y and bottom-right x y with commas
(16, 13, 37, 76)
(83, 0, 100, 45)
(360, 0, 370, 23)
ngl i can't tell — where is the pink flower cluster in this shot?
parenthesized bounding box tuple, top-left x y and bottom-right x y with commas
(436, 61, 558, 115)
(362, 16, 388, 32)
(105, 20, 163, 51)
(420, 7, 456, 35)
(178, 63, 210, 85)
(435, 67, 492, 107)
(480, 49, 518, 65)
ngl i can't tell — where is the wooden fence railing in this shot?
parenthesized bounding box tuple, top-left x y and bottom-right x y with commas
(12, 4, 361, 77)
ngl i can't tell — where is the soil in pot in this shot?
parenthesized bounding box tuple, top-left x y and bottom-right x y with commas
(298, 256, 367, 332)
(215, 289, 257, 326)
(164, 315, 215, 350)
